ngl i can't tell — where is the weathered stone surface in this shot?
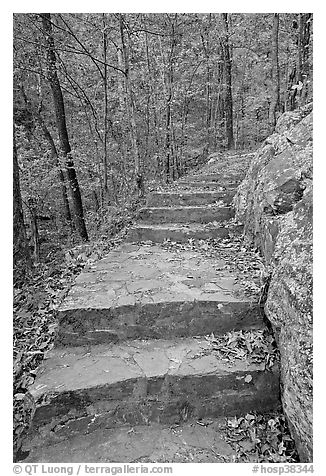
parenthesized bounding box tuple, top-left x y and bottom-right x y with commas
(234, 106, 312, 251)
(234, 105, 313, 462)
(179, 173, 242, 184)
(27, 337, 280, 448)
(57, 244, 262, 346)
(138, 205, 234, 224)
(147, 190, 235, 207)
(126, 222, 243, 244)
(24, 419, 237, 463)
(265, 188, 312, 462)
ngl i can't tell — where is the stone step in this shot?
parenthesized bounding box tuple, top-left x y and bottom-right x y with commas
(126, 222, 243, 244)
(147, 190, 236, 207)
(175, 181, 236, 191)
(138, 206, 234, 224)
(181, 173, 242, 183)
(56, 244, 263, 346)
(24, 418, 239, 463)
(26, 337, 280, 451)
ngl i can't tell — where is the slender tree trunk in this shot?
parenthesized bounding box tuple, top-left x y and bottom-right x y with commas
(269, 13, 280, 129)
(297, 13, 312, 106)
(160, 15, 178, 182)
(119, 14, 144, 197)
(28, 198, 40, 262)
(221, 13, 234, 149)
(116, 47, 125, 111)
(102, 14, 109, 203)
(13, 127, 31, 280)
(143, 26, 161, 177)
(41, 13, 88, 241)
(201, 14, 213, 151)
(288, 13, 312, 110)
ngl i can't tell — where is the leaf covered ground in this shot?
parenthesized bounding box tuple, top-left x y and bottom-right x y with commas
(205, 328, 279, 370)
(222, 411, 299, 463)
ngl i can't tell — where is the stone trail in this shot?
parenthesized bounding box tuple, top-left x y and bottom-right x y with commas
(23, 153, 281, 463)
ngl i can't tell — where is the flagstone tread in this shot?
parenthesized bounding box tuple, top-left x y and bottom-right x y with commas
(56, 244, 263, 345)
(179, 173, 242, 183)
(31, 337, 270, 398)
(60, 243, 256, 308)
(169, 182, 235, 191)
(147, 190, 236, 207)
(24, 419, 238, 463)
(126, 222, 239, 243)
(27, 337, 279, 447)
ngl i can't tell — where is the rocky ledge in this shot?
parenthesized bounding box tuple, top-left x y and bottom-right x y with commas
(234, 103, 313, 462)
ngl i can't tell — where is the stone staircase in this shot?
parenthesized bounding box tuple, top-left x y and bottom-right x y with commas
(22, 156, 281, 463)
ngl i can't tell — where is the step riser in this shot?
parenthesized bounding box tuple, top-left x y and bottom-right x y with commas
(180, 174, 242, 183)
(56, 301, 264, 346)
(126, 226, 231, 243)
(28, 368, 280, 448)
(147, 191, 235, 207)
(178, 181, 239, 189)
(138, 207, 234, 224)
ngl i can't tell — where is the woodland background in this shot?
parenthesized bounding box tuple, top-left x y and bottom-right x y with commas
(13, 13, 313, 272)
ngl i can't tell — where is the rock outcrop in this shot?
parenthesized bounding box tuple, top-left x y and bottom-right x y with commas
(234, 104, 313, 462)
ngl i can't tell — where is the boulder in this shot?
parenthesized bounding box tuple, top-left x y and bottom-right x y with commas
(234, 105, 313, 462)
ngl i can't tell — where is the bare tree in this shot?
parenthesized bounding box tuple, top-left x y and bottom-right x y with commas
(269, 13, 280, 129)
(119, 14, 144, 196)
(221, 13, 234, 149)
(13, 127, 31, 280)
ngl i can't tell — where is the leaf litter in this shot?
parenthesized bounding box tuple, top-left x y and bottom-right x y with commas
(222, 412, 299, 463)
(13, 227, 129, 459)
(205, 328, 279, 370)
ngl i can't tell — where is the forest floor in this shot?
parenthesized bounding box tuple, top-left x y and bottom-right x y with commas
(14, 150, 299, 463)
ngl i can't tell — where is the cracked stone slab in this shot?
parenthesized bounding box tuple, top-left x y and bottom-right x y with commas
(23, 419, 238, 463)
(27, 337, 280, 448)
(173, 182, 236, 191)
(57, 244, 263, 346)
(147, 190, 236, 207)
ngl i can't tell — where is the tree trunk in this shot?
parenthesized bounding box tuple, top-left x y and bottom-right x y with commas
(102, 14, 109, 203)
(41, 13, 88, 241)
(13, 127, 31, 280)
(269, 13, 280, 129)
(160, 15, 178, 183)
(221, 13, 234, 149)
(201, 14, 213, 151)
(36, 112, 72, 222)
(28, 198, 40, 262)
(119, 14, 144, 197)
(288, 13, 312, 110)
(297, 13, 312, 106)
